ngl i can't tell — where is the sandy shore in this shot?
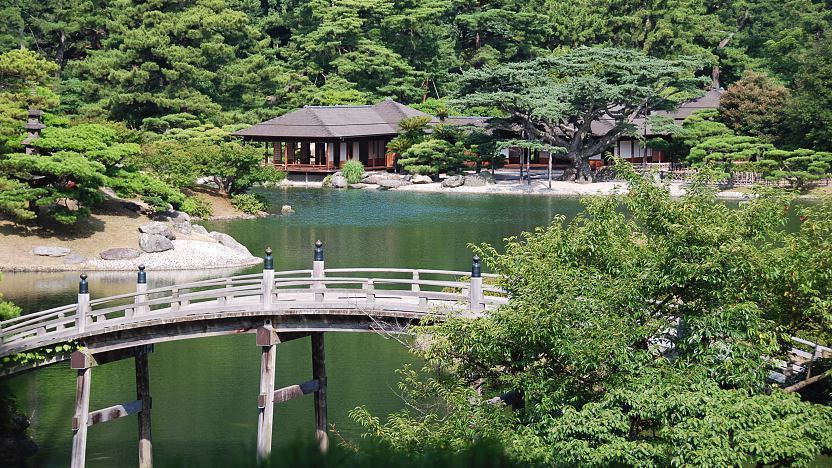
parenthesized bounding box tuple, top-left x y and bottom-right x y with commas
(0, 195, 261, 272)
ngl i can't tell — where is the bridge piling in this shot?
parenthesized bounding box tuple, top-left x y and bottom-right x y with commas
(136, 351, 153, 467)
(70, 364, 91, 468)
(256, 323, 278, 463)
(312, 332, 328, 452)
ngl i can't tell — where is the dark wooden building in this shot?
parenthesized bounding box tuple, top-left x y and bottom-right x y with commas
(233, 99, 434, 173)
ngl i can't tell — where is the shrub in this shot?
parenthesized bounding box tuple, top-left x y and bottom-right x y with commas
(322, 175, 333, 187)
(231, 193, 268, 214)
(180, 196, 213, 219)
(341, 160, 365, 184)
(106, 169, 186, 212)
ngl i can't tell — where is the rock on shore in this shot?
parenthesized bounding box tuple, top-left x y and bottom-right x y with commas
(85, 240, 259, 271)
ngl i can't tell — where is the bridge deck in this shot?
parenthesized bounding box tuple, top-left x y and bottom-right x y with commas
(0, 267, 507, 371)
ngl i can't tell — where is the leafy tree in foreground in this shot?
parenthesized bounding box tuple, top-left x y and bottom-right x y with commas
(454, 47, 705, 182)
(353, 164, 832, 466)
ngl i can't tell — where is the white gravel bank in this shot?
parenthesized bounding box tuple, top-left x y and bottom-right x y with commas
(80, 240, 261, 271)
(393, 180, 690, 197)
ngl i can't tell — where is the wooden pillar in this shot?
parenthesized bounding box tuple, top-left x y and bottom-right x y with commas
(136, 352, 152, 468)
(311, 333, 328, 452)
(70, 366, 91, 468)
(256, 324, 278, 463)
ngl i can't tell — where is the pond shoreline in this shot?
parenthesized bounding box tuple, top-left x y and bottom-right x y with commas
(279, 178, 754, 200)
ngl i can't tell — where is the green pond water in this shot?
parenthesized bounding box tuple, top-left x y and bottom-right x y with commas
(2, 188, 586, 467)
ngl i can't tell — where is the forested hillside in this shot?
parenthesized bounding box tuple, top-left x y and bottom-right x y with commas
(2, 0, 830, 131)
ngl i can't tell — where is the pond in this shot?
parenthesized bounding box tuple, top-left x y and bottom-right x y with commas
(2, 188, 586, 466)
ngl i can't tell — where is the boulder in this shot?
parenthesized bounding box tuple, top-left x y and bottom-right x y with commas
(463, 174, 494, 187)
(139, 221, 176, 240)
(154, 210, 190, 224)
(139, 233, 174, 253)
(174, 222, 192, 235)
(209, 231, 253, 256)
(441, 175, 465, 188)
(330, 174, 349, 188)
(377, 179, 411, 189)
(411, 174, 433, 184)
(281, 205, 295, 214)
(349, 183, 368, 189)
(120, 200, 152, 214)
(192, 224, 209, 235)
(100, 248, 141, 260)
(31, 246, 70, 257)
(361, 172, 396, 185)
(63, 253, 86, 265)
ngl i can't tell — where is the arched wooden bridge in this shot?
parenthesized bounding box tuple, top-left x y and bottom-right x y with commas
(0, 241, 507, 468)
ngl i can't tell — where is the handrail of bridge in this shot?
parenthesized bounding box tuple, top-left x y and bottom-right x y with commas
(0, 245, 504, 356)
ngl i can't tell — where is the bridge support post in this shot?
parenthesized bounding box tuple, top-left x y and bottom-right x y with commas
(76, 274, 89, 333)
(136, 351, 152, 468)
(262, 248, 275, 308)
(256, 323, 278, 463)
(313, 240, 325, 302)
(311, 332, 328, 452)
(70, 363, 91, 468)
(134, 265, 148, 317)
(469, 255, 483, 314)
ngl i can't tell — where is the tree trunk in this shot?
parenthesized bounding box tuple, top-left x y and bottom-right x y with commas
(56, 30, 66, 73)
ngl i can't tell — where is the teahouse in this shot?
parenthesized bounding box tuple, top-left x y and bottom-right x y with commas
(233, 99, 433, 173)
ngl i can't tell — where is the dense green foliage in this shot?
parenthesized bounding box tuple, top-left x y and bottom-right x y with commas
(677, 110, 832, 188)
(389, 117, 478, 176)
(2, 0, 829, 125)
(719, 70, 790, 142)
(230, 193, 268, 215)
(0, 273, 21, 321)
(353, 164, 832, 465)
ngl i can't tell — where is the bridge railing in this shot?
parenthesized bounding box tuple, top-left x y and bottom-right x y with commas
(0, 243, 507, 355)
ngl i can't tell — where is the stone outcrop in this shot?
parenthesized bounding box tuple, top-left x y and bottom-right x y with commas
(411, 174, 433, 184)
(139, 221, 176, 240)
(153, 210, 190, 224)
(174, 222, 192, 235)
(463, 174, 494, 187)
(139, 233, 174, 253)
(330, 174, 349, 188)
(31, 246, 70, 257)
(209, 231, 253, 256)
(192, 224, 209, 235)
(63, 253, 86, 265)
(100, 248, 141, 260)
(378, 179, 411, 189)
(441, 175, 465, 188)
(281, 205, 295, 214)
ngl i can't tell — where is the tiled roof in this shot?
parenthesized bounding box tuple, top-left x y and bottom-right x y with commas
(233, 99, 434, 139)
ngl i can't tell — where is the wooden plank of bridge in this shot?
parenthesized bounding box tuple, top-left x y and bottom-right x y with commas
(256, 323, 278, 463)
(312, 332, 328, 452)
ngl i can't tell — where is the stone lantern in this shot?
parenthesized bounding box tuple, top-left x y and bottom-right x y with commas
(22, 108, 45, 155)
